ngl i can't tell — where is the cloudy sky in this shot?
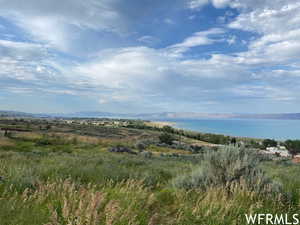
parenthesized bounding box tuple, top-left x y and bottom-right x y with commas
(0, 0, 299, 113)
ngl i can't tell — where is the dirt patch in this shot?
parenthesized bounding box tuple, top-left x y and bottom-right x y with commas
(0, 137, 15, 147)
(292, 157, 300, 163)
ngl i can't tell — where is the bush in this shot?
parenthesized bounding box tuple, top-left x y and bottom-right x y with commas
(284, 140, 300, 157)
(135, 141, 147, 152)
(108, 145, 137, 155)
(36, 137, 52, 146)
(262, 139, 277, 148)
(162, 125, 174, 133)
(140, 151, 153, 158)
(158, 133, 175, 145)
(173, 146, 281, 194)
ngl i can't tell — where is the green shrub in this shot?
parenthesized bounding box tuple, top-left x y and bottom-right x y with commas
(140, 151, 153, 159)
(173, 146, 281, 194)
(263, 139, 277, 148)
(158, 133, 175, 145)
(135, 141, 147, 152)
(284, 140, 300, 157)
(162, 125, 175, 133)
(36, 137, 52, 146)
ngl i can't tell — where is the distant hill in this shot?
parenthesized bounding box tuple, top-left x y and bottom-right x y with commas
(233, 113, 300, 120)
(1, 110, 300, 120)
(0, 111, 35, 117)
(160, 112, 300, 120)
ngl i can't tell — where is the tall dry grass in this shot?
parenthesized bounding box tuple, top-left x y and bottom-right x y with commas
(0, 132, 299, 225)
(0, 137, 15, 147)
(0, 178, 293, 225)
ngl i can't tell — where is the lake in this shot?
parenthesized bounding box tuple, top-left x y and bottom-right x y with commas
(166, 119, 300, 140)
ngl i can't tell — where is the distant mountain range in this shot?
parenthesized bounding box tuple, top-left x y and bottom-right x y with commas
(0, 111, 48, 118)
(1, 110, 300, 120)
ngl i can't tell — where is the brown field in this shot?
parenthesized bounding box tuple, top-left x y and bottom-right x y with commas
(0, 136, 15, 147)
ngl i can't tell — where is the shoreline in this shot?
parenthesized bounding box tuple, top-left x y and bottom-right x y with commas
(158, 120, 262, 140)
(145, 121, 177, 128)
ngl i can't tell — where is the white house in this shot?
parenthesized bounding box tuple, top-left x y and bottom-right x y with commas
(266, 147, 291, 157)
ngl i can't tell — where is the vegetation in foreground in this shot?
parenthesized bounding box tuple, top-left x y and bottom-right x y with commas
(0, 118, 300, 225)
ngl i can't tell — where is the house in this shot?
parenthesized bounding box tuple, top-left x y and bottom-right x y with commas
(266, 147, 291, 157)
(279, 146, 287, 150)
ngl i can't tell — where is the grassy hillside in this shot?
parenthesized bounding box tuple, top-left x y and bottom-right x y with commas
(0, 118, 299, 225)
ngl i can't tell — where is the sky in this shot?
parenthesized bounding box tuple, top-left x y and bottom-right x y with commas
(0, 0, 300, 114)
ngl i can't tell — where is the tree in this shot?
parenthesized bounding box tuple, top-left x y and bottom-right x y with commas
(159, 133, 175, 145)
(230, 137, 237, 146)
(173, 146, 279, 193)
(162, 125, 174, 133)
(284, 140, 300, 158)
(262, 139, 277, 149)
(4, 129, 8, 137)
(135, 141, 146, 152)
(4, 129, 12, 138)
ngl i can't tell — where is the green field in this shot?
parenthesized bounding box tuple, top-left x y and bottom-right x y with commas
(0, 118, 299, 225)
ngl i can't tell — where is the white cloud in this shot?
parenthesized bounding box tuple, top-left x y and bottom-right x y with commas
(0, 40, 57, 81)
(175, 28, 224, 48)
(99, 98, 109, 104)
(14, 16, 70, 51)
(215, 0, 300, 77)
(186, 0, 248, 9)
(188, 15, 197, 20)
(227, 35, 236, 45)
(74, 47, 171, 90)
(232, 85, 295, 102)
(211, 0, 231, 8)
(187, 0, 209, 9)
(0, 0, 126, 51)
(4, 87, 34, 94)
(164, 18, 175, 25)
(271, 70, 300, 77)
(0, 40, 47, 60)
(137, 36, 160, 45)
(1, 0, 300, 112)
(229, 2, 300, 33)
(167, 28, 225, 56)
(70, 42, 254, 107)
(0, 0, 123, 31)
(2, 27, 291, 109)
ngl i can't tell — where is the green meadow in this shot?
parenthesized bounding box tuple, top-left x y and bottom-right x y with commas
(0, 118, 299, 225)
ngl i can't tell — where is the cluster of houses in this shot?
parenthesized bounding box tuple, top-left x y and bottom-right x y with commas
(260, 146, 300, 161)
(261, 146, 290, 157)
(61, 119, 130, 127)
(232, 140, 293, 158)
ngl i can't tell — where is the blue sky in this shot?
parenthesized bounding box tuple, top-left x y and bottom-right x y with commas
(0, 0, 300, 113)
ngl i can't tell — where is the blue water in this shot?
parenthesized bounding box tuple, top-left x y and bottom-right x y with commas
(166, 119, 300, 140)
